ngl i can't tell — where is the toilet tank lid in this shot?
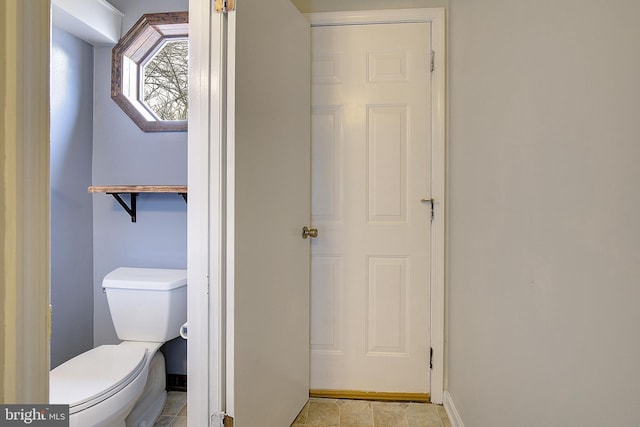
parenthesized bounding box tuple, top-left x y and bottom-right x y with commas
(103, 267, 187, 291)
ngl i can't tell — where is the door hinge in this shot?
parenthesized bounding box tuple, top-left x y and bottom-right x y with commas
(429, 347, 433, 370)
(430, 50, 435, 72)
(212, 413, 234, 427)
(215, 0, 235, 13)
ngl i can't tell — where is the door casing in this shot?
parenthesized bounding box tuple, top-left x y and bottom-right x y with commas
(186, 0, 224, 425)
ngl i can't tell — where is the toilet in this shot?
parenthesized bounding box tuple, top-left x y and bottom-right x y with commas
(50, 267, 187, 427)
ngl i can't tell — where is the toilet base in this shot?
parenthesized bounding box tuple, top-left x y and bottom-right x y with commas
(125, 351, 167, 427)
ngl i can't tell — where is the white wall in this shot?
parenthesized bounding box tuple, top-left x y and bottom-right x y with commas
(448, 0, 640, 425)
(92, 0, 189, 374)
(50, 27, 95, 369)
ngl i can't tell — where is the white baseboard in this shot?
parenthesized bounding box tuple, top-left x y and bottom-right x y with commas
(443, 390, 465, 427)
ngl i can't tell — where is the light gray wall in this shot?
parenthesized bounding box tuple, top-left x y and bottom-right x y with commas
(50, 27, 95, 369)
(92, 0, 188, 374)
(448, 0, 640, 425)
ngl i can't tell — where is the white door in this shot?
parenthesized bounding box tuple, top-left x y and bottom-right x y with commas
(225, 1, 310, 426)
(188, 1, 310, 426)
(310, 22, 432, 393)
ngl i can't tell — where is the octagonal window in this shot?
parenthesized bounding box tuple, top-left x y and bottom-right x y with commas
(111, 12, 188, 132)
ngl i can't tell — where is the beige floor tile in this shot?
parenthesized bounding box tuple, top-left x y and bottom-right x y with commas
(153, 415, 174, 427)
(340, 400, 374, 427)
(306, 400, 340, 427)
(177, 403, 187, 417)
(435, 406, 451, 427)
(310, 397, 339, 404)
(158, 397, 450, 427)
(162, 391, 187, 416)
(170, 416, 187, 427)
(340, 400, 371, 409)
(404, 403, 431, 417)
(372, 402, 409, 427)
(292, 401, 310, 425)
(406, 413, 443, 427)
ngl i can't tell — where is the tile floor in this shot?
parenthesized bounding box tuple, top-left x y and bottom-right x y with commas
(291, 398, 451, 427)
(154, 391, 187, 427)
(153, 393, 452, 427)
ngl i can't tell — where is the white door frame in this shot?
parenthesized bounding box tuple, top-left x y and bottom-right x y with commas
(187, 0, 226, 424)
(308, 8, 446, 404)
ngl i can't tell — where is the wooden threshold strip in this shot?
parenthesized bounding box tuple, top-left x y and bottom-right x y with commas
(309, 389, 430, 403)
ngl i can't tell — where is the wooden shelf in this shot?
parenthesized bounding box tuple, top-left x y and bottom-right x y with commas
(88, 185, 187, 222)
(88, 185, 187, 194)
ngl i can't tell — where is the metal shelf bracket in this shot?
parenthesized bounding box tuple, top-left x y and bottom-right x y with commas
(109, 192, 138, 222)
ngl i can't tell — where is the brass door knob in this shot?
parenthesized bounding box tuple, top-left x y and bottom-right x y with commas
(302, 226, 319, 239)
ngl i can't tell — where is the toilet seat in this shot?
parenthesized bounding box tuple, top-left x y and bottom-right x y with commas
(50, 344, 147, 414)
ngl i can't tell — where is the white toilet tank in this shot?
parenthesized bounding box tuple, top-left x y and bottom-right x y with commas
(103, 267, 187, 342)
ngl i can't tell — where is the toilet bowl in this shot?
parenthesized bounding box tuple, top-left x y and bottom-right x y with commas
(49, 268, 187, 427)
